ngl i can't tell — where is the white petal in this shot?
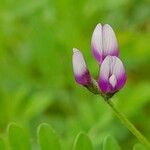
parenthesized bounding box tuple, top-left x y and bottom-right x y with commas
(72, 48, 87, 76)
(91, 23, 103, 58)
(103, 24, 119, 56)
(99, 55, 111, 80)
(109, 74, 117, 88)
(112, 56, 125, 78)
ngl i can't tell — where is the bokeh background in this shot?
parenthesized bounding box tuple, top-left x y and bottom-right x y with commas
(0, 0, 150, 149)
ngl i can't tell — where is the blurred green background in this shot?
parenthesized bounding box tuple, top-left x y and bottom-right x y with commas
(0, 0, 150, 149)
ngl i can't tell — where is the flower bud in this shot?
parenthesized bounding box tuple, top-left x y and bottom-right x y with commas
(91, 23, 119, 63)
(98, 56, 126, 94)
(72, 48, 91, 86)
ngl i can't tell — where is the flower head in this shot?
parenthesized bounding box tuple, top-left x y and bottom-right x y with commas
(98, 55, 126, 94)
(72, 23, 126, 98)
(72, 48, 91, 86)
(91, 23, 119, 63)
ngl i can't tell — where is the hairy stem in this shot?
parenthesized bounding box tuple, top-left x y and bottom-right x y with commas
(105, 99, 150, 149)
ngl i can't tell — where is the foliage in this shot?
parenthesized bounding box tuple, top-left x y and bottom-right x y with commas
(73, 132, 93, 150)
(0, 123, 149, 150)
(38, 123, 61, 150)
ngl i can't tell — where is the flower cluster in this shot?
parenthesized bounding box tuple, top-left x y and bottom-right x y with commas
(72, 23, 126, 99)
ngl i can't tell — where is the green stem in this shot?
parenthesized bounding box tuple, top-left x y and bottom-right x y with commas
(105, 99, 150, 149)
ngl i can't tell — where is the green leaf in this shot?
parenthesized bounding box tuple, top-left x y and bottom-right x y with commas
(38, 123, 61, 150)
(23, 92, 52, 120)
(0, 138, 5, 150)
(73, 132, 93, 150)
(133, 143, 147, 150)
(103, 135, 121, 150)
(8, 123, 31, 150)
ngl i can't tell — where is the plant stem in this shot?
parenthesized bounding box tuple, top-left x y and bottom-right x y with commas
(105, 99, 150, 149)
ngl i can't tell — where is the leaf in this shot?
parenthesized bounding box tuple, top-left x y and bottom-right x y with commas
(0, 138, 5, 150)
(103, 135, 121, 150)
(133, 143, 147, 150)
(8, 123, 31, 150)
(73, 132, 93, 150)
(23, 92, 52, 120)
(38, 123, 61, 150)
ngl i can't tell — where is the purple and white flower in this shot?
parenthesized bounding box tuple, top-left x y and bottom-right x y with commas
(72, 23, 127, 97)
(98, 55, 126, 94)
(72, 48, 91, 86)
(91, 23, 119, 63)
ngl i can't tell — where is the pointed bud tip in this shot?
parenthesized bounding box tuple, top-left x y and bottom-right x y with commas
(94, 23, 102, 32)
(104, 24, 111, 27)
(96, 23, 102, 28)
(103, 24, 115, 33)
(95, 23, 111, 29)
(73, 48, 79, 53)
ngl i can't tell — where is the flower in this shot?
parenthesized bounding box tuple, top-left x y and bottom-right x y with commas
(72, 48, 91, 86)
(72, 23, 126, 98)
(98, 55, 126, 94)
(91, 23, 119, 63)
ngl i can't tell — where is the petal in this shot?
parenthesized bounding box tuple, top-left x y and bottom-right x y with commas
(102, 24, 119, 58)
(109, 74, 117, 88)
(98, 56, 112, 93)
(72, 48, 91, 85)
(72, 48, 87, 76)
(91, 23, 119, 64)
(98, 56, 126, 94)
(112, 57, 126, 90)
(91, 23, 103, 63)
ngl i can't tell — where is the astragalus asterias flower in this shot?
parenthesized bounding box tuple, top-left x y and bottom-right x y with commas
(72, 23, 126, 98)
(72, 48, 91, 86)
(72, 48, 100, 94)
(98, 55, 126, 94)
(91, 23, 119, 64)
